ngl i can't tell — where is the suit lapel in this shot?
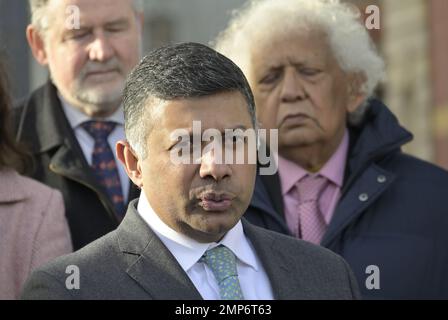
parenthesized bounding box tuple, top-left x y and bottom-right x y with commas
(48, 141, 119, 220)
(118, 201, 202, 300)
(242, 220, 314, 299)
(250, 174, 291, 234)
(259, 165, 284, 216)
(18, 81, 65, 154)
(321, 164, 395, 247)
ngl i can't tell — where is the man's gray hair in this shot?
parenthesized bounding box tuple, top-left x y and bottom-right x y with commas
(29, 0, 144, 32)
(214, 0, 385, 125)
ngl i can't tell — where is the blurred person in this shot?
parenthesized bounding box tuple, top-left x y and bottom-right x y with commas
(215, 0, 448, 299)
(21, 43, 360, 300)
(15, 0, 144, 250)
(0, 56, 72, 300)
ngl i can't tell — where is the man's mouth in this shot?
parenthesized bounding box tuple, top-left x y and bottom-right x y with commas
(197, 191, 235, 212)
(85, 69, 118, 76)
(280, 113, 312, 127)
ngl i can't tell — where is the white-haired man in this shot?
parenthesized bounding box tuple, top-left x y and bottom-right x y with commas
(215, 0, 448, 299)
(15, 0, 144, 250)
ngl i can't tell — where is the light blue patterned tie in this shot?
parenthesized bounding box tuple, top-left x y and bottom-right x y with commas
(201, 245, 244, 300)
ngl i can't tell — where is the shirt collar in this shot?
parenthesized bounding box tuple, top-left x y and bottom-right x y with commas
(278, 155, 308, 196)
(319, 129, 349, 187)
(137, 191, 259, 272)
(278, 129, 349, 194)
(58, 92, 124, 129)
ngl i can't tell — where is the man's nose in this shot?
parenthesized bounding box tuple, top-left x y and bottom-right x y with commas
(281, 69, 308, 102)
(88, 32, 114, 62)
(199, 148, 232, 182)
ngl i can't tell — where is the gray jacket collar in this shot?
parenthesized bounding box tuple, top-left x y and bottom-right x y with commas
(117, 200, 203, 299)
(118, 199, 316, 300)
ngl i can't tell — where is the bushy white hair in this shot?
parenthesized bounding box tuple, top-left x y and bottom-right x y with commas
(214, 0, 385, 124)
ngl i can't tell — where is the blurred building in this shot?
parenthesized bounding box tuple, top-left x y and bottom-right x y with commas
(345, 0, 447, 168)
(0, 0, 30, 98)
(0, 0, 447, 169)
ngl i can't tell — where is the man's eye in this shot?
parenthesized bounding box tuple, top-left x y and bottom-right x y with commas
(106, 26, 126, 33)
(65, 31, 90, 41)
(171, 141, 194, 158)
(174, 140, 192, 150)
(259, 71, 281, 85)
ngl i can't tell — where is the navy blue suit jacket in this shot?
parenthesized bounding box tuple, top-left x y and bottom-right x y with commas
(245, 100, 448, 299)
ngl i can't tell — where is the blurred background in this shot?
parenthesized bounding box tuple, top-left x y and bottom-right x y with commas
(0, 0, 447, 169)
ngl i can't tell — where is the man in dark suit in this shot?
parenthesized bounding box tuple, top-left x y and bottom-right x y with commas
(215, 0, 448, 299)
(15, 0, 144, 250)
(21, 43, 360, 300)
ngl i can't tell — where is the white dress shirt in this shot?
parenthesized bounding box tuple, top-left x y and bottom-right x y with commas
(137, 191, 274, 300)
(59, 94, 129, 201)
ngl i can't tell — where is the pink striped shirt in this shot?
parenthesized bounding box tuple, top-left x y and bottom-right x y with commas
(278, 130, 349, 238)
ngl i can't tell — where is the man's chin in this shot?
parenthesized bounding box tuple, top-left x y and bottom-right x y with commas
(279, 129, 318, 148)
(187, 218, 237, 242)
(75, 89, 122, 107)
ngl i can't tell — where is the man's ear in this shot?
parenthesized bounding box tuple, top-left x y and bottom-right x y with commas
(116, 140, 143, 188)
(346, 73, 367, 113)
(26, 24, 49, 66)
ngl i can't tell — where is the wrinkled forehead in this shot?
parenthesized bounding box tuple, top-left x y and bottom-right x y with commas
(248, 29, 334, 73)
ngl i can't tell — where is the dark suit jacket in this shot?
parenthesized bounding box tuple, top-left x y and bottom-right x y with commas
(21, 199, 360, 300)
(245, 100, 448, 299)
(14, 82, 140, 250)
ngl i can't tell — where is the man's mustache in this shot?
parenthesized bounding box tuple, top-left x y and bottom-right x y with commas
(80, 59, 122, 78)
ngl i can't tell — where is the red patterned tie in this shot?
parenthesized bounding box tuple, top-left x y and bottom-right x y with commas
(81, 121, 125, 219)
(295, 175, 329, 244)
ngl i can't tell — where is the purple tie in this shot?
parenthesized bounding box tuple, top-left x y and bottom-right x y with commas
(295, 175, 329, 244)
(81, 121, 125, 219)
